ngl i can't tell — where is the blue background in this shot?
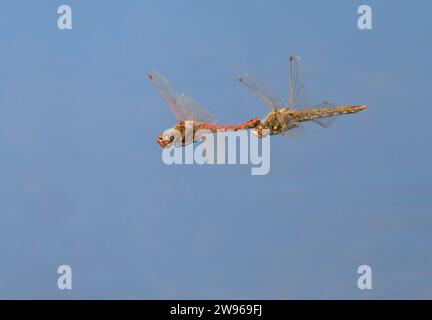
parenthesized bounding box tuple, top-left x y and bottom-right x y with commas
(0, 0, 431, 299)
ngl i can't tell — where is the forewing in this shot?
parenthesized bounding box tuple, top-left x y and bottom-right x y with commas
(176, 94, 214, 123)
(288, 55, 310, 108)
(148, 71, 214, 122)
(237, 74, 284, 110)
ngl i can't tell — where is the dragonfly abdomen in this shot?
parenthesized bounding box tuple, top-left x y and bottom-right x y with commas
(196, 118, 260, 132)
(291, 106, 367, 122)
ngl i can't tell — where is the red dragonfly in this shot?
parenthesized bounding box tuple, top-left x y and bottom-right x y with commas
(149, 71, 260, 148)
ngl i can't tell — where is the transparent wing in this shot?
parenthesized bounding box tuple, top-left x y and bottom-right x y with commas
(237, 74, 285, 110)
(281, 119, 304, 139)
(311, 101, 337, 128)
(288, 55, 310, 108)
(148, 71, 214, 123)
(175, 94, 214, 123)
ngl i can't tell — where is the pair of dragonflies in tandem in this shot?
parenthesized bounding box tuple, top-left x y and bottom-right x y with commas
(149, 56, 367, 148)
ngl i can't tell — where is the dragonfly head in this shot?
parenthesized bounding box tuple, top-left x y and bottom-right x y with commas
(157, 128, 179, 148)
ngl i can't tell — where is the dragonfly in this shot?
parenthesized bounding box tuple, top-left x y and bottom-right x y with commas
(149, 71, 260, 148)
(237, 55, 367, 138)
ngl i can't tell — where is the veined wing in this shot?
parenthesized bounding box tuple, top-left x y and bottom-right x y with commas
(148, 71, 214, 123)
(237, 74, 285, 110)
(288, 56, 336, 128)
(288, 55, 310, 108)
(281, 121, 305, 139)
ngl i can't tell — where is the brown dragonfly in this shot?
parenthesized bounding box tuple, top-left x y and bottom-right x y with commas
(149, 71, 259, 148)
(237, 55, 367, 138)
